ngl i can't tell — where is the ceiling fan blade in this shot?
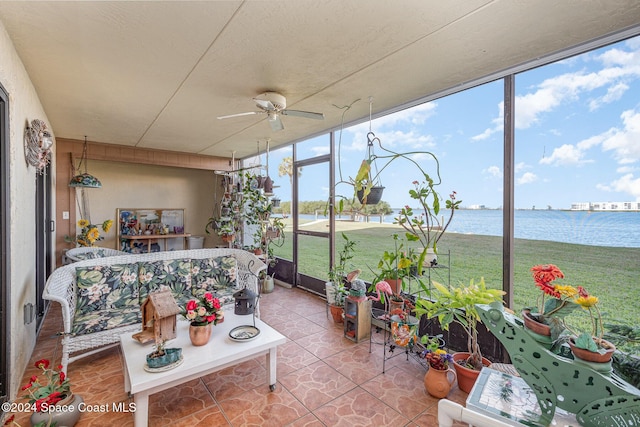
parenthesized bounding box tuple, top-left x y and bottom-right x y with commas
(217, 111, 261, 120)
(281, 109, 325, 120)
(268, 113, 284, 131)
(254, 98, 276, 111)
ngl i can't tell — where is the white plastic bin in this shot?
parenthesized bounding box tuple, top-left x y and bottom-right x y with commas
(188, 236, 204, 249)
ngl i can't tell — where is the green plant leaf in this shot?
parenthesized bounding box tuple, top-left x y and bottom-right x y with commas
(575, 333, 598, 352)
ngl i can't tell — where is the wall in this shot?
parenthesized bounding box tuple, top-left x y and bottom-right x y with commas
(78, 160, 217, 250)
(0, 20, 53, 398)
(55, 138, 232, 262)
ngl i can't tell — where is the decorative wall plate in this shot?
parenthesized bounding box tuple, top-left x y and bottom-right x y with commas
(229, 325, 260, 342)
(24, 119, 53, 173)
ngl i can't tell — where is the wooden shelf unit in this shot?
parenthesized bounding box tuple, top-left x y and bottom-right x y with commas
(344, 297, 371, 343)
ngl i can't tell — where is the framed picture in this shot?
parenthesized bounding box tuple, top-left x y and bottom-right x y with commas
(116, 208, 186, 253)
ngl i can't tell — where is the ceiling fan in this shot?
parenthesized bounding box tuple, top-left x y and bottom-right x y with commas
(217, 92, 324, 131)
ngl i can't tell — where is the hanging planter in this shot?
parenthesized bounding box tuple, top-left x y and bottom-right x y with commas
(357, 185, 385, 205)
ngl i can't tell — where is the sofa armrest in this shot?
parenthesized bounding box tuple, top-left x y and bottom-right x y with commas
(43, 264, 78, 336)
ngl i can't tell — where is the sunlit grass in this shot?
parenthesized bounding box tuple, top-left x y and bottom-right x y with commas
(271, 220, 640, 326)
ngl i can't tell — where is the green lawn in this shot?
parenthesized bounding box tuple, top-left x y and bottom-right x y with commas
(271, 220, 640, 327)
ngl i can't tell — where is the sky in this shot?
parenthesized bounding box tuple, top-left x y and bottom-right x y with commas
(257, 35, 640, 211)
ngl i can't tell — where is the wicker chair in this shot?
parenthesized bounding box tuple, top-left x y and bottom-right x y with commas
(64, 246, 129, 263)
(44, 248, 266, 373)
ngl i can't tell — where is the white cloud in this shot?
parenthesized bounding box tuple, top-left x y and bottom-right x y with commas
(600, 109, 640, 164)
(310, 146, 330, 156)
(537, 108, 640, 170)
(372, 102, 437, 128)
(472, 102, 503, 141)
(589, 82, 629, 110)
(484, 165, 502, 178)
(515, 162, 529, 173)
(347, 102, 437, 135)
(617, 166, 637, 174)
(517, 172, 537, 185)
(479, 43, 640, 133)
(599, 173, 640, 201)
(540, 143, 589, 166)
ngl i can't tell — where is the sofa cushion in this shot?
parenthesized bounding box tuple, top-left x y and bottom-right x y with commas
(71, 306, 142, 336)
(191, 256, 238, 303)
(72, 263, 141, 335)
(138, 258, 192, 306)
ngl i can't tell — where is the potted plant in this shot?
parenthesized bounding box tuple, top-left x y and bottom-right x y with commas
(523, 264, 580, 346)
(183, 292, 224, 345)
(414, 278, 505, 393)
(421, 348, 457, 398)
(20, 358, 84, 426)
(371, 233, 413, 296)
(146, 340, 182, 369)
(325, 233, 357, 319)
(394, 177, 460, 270)
(564, 286, 616, 363)
(329, 281, 348, 323)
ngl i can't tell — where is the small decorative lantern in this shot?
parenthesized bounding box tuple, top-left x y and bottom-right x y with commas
(230, 287, 260, 339)
(234, 287, 258, 315)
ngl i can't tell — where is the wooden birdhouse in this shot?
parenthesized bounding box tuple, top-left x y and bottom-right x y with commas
(132, 289, 181, 344)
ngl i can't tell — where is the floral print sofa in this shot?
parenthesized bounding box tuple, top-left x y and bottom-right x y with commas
(44, 248, 265, 372)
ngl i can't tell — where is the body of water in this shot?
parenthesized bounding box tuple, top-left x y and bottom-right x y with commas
(443, 209, 640, 248)
(301, 209, 640, 248)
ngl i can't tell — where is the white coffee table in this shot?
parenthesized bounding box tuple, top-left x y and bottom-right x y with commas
(120, 313, 286, 427)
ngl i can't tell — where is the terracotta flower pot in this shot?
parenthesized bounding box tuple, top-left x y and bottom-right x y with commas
(521, 309, 551, 336)
(568, 336, 616, 363)
(452, 352, 491, 394)
(389, 298, 404, 313)
(424, 367, 457, 398)
(329, 304, 344, 323)
(385, 278, 402, 295)
(189, 323, 212, 346)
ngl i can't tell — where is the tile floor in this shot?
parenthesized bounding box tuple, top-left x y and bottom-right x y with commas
(13, 285, 469, 426)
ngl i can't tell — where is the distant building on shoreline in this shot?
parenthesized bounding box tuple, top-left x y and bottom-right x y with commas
(571, 201, 640, 211)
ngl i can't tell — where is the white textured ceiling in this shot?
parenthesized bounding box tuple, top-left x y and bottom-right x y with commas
(1, 1, 640, 159)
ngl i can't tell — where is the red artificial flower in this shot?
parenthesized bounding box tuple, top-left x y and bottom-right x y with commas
(59, 371, 65, 383)
(204, 292, 214, 302)
(21, 382, 32, 391)
(35, 397, 47, 412)
(212, 299, 221, 310)
(186, 300, 197, 311)
(46, 391, 63, 406)
(577, 286, 589, 298)
(534, 280, 561, 298)
(531, 264, 564, 284)
(35, 359, 50, 370)
(206, 315, 216, 323)
(30, 375, 38, 383)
